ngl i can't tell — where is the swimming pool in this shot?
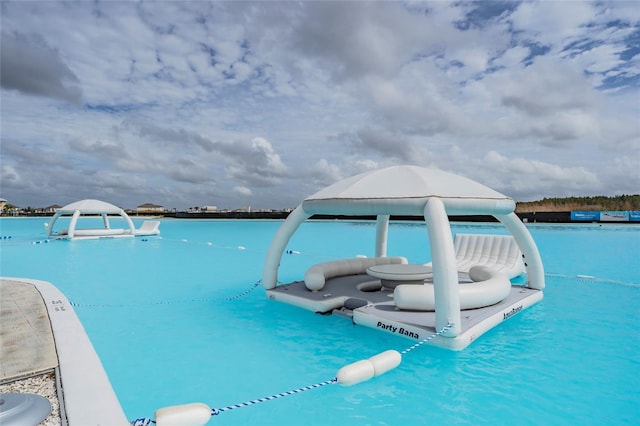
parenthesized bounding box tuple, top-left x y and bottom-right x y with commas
(1, 218, 639, 425)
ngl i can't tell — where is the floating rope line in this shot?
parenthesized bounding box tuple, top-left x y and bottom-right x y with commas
(129, 322, 455, 425)
(400, 323, 453, 355)
(156, 237, 262, 253)
(211, 377, 338, 416)
(131, 418, 154, 426)
(130, 324, 455, 424)
(544, 272, 639, 288)
(0, 236, 51, 247)
(163, 236, 346, 261)
(70, 280, 261, 308)
(129, 378, 338, 425)
(31, 239, 51, 244)
(147, 237, 349, 264)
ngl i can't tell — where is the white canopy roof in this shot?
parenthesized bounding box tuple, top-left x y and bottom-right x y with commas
(263, 164, 544, 303)
(57, 199, 124, 214)
(302, 165, 515, 216)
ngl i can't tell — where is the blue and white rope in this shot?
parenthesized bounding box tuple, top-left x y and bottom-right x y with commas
(400, 323, 453, 355)
(129, 378, 337, 424)
(71, 280, 261, 308)
(131, 418, 154, 426)
(211, 377, 338, 416)
(129, 324, 454, 423)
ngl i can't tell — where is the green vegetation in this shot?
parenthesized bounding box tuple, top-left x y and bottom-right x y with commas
(516, 194, 640, 212)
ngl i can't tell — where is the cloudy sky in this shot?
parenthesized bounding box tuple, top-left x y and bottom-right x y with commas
(1, 1, 638, 211)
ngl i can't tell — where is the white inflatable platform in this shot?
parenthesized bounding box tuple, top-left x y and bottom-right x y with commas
(262, 166, 545, 350)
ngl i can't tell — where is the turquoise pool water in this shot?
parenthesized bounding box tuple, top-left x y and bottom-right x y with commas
(1, 218, 639, 425)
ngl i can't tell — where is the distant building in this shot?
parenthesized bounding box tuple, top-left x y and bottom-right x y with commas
(202, 205, 218, 212)
(136, 203, 164, 214)
(40, 204, 62, 214)
(0, 198, 6, 212)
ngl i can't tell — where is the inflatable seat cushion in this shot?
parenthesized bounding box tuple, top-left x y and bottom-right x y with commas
(305, 257, 407, 291)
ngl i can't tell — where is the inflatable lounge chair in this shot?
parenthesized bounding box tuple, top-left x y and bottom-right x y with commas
(426, 233, 525, 279)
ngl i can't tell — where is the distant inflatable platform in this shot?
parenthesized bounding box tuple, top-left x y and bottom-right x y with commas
(46, 199, 160, 240)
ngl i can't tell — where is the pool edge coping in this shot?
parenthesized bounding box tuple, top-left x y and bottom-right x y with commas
(2, 276, 129, 425)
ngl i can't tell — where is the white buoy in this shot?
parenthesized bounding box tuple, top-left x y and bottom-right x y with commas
(368, 350, 401, 376)
(238, 245, 246, 250)
(155, 402, 211, 426)
(336, 350, 402, 386)
(336, 359, 375, 386)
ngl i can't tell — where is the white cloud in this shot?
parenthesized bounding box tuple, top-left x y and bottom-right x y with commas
(0, 31, 83, 103)
(492, 45, 531, 69)
(465, 150, 602, 201)
(0, 1, 637, 209)
(494, 55, 599, 116)
(233, 186, 252, 196)
(509, 1, 597, 46)
(285, 2, 432, 80)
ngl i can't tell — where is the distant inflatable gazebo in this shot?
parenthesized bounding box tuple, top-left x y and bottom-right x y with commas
(262, 165, 545, 350)
(46, 199, 160, 240)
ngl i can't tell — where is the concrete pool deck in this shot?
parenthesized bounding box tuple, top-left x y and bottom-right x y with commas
(0, 278, 128, 425)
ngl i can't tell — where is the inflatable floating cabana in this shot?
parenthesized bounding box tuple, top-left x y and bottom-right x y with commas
(46, 199, 160, 240)
(262, 165, 544, 350)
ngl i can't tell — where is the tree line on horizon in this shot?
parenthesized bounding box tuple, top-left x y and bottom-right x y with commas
(515, 194, 640, 212)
